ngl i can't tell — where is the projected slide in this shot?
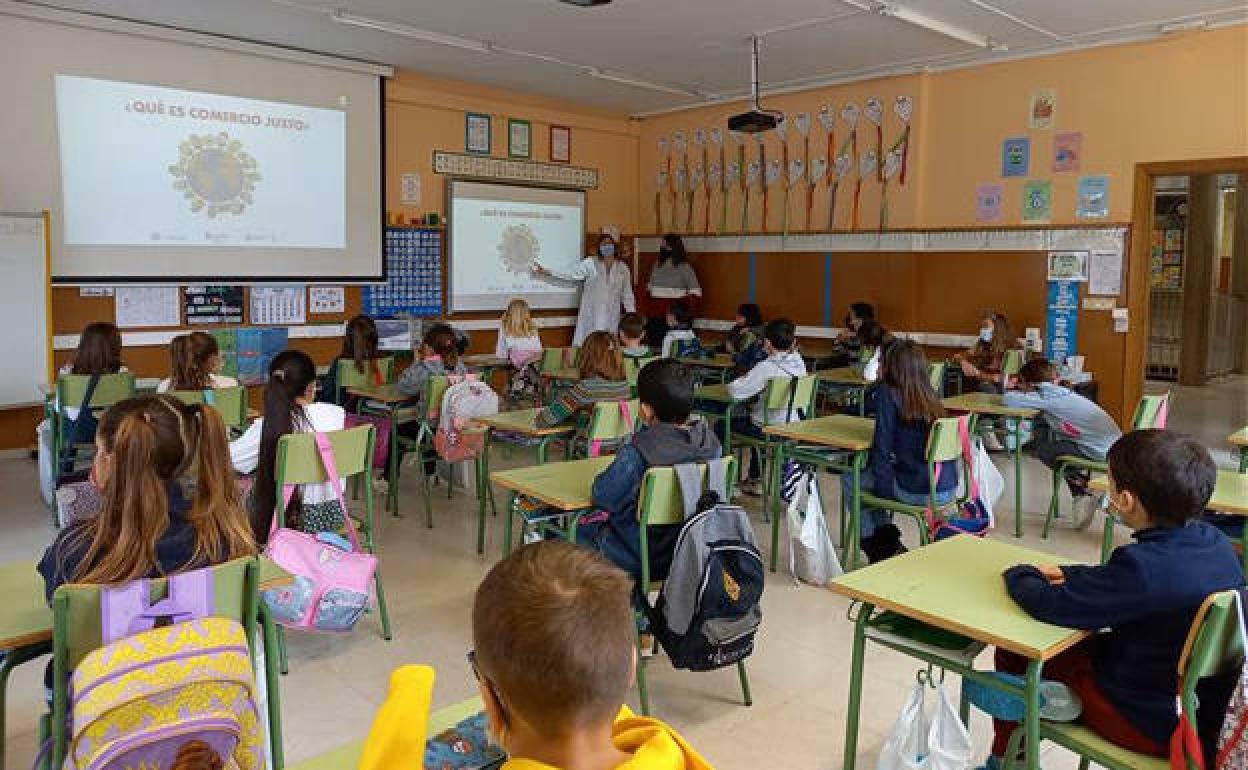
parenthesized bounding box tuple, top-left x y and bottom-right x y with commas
(55, 75, 345, 248)
(449, 181, 586, 311)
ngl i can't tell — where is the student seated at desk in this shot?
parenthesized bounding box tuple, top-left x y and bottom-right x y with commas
(831, 302, 876, 363)
(580, 358, 721, 583)
(1004, 359, 1121, 510)
(847, 340, 955, 563)
(970, 430, 1243, 770)
(721, 303, 765, 376)
(40, 394, 256, 600)
(321, 314, 385, 405)
(58, 321, 126, 423)
(397, 323, 467, 409)
(535, 331, 630, 436)
(618, 312, 651, 359)
(472, 541, 714, 770)
(724, 318, 807, 494)
(497, 299, 544, 404)
(659, 300, 700, 358)
(158, 332, 239, 393)
(231, 351, 346, 542)
(955, 312, 1018, 394)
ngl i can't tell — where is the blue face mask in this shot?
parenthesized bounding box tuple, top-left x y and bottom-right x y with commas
(980, 328, 994, 343)
(599, 243, 616, 258)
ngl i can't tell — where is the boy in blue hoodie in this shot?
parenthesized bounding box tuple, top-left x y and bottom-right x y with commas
(972, 430, 1243, 769)
(580, 358, 722, 583)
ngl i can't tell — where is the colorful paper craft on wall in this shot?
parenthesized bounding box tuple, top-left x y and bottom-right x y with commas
(1054, 131, 1082, 172)
(1077, 175, 1110, 219)
(1002, 137, 1030, 177)
(893, 96, 914, 185)
(976, 183, 1004, 223)
(1022, 180, 1052, 223)
(841, 104, 861, 230)
(1029, 89, 1056, 129)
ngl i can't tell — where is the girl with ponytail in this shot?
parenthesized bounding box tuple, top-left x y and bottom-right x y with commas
(230, 350, 347, 542)
(38, 395, 256, 600)
(321, 314, 383, 405)
(158, 332, 239, 393)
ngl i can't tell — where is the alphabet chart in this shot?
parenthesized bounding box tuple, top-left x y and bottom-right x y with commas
(363, 227, 443, 317)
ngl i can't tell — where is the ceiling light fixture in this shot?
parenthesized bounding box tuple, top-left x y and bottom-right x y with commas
(1159, 18, 1209, 35)
(871, 2, 1001, 50)
(329, 9, 492, 53)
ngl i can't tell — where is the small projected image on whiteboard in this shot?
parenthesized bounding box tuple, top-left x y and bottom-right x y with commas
(55, 75, 345, 248)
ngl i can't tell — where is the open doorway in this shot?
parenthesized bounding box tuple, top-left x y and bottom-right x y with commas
(1128, 158, 1248, 463)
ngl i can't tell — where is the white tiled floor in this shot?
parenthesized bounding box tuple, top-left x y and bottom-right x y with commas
(2, 378, 1244, 769)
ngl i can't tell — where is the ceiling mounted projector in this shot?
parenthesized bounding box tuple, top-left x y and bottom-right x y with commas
(557, 0, 613, 5)
(728, 36, 782, 133)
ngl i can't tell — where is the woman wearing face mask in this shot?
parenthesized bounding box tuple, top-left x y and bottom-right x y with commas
(534, 233, 636, 346)
(645, 233, 701, 313)
(956, 312, 1018, 393)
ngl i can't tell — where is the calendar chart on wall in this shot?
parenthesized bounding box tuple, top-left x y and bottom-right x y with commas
(362, 227, 443, 317)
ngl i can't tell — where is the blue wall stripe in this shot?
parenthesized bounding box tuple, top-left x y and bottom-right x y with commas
(748, 253, 757, 303)
(823, 252, 834, 326)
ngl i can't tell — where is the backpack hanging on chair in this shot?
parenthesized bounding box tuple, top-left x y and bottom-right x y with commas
(645, 457, 764, 672)
(927, 415, 993, 541)
(433, 377, 500, 463)
(64, 567, 265, 770)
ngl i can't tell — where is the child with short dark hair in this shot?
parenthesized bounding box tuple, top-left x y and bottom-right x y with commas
(660, 300, 698, 358)
(724, 318, 807, 494)
(1004, 358, 1121, 505)
(471, 541, 713, 770)
(970, 430, 1243, 770)
(617, 312, 650, 358)
(580, 358, 722, 581)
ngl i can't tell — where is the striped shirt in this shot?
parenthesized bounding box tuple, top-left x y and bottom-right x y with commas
(535, 377, 631, 430)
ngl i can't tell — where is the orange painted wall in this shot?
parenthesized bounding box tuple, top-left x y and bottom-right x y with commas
(638, 25, 1247, 230)
(385, 70, 640, 231)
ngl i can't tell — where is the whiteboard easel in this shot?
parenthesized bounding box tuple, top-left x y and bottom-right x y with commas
(0, 212, 52, 407)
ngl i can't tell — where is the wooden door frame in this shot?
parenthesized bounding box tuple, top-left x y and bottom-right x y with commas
(1125, 157, 1248, 414)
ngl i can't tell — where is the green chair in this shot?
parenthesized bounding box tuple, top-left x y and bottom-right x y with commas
(51, 373, 136, 479)
(273, 425, 392, 673)
(855, 416, 975, 559)
(393, 375, 452, 528)
(336, 356, 395, 404)
(1001, 348, 1025, 383)
(169, 385, 249, 431)
(1043, 392, 1170, 539)
(974, 348, 1027, 449)
(47, 558, 284, 770)
(928, 361, 947, 395)
(625, 355, 657, 387)
(572, 398, 640, 459)
(734, 375, 817, 520)
(1001, 589, 1243, 770)
(541, 346, 578, 373)
(634, 457, 748, 716)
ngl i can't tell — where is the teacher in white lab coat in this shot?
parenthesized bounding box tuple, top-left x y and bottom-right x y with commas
(534, 233, 636, 345)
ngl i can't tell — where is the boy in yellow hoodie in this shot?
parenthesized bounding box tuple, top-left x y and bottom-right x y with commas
(474, 540, 713, 770)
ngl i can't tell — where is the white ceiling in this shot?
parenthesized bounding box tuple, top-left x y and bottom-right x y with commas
(19, 0, 1248, 114)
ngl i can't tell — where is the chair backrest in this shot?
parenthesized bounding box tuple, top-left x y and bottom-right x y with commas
(52, 557, 259, 673)
(55, 372, 136, 414)
(761, 375, 817, 424)
(336, 357, 395, 402)
(625, 355, 657, 385)
(1131, 392, 1170, 430)
(1176, 590, 1244, 769)
(169, 386, 249, 429)
(637, 456, 739, 528)
(586, 398, 640, 446)
(274, 424, 375, 486)
(1001, 349, 1025, 380)
(424, 374, 452, 420)
(924, 416, 976, 508)
(928, 362, 947, 394)
(541, 347, 578, 373)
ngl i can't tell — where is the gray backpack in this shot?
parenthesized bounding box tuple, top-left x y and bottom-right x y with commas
(646, 458, 764, 672)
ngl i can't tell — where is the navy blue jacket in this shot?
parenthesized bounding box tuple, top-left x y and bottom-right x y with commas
(1005, 521, 1244, 744)
(38, 481, 202, 603)
(868, 386, 957, 498)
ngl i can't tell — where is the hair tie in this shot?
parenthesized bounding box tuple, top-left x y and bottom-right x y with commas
(274, 369, 286, 381)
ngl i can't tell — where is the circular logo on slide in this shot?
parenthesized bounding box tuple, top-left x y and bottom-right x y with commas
(498, 224, 540, 274)
(168, 132, 260, 218)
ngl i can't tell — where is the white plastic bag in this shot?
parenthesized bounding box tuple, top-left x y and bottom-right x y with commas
(37, 418, 56, 509)
(786, 468, 843, 586)
(878, 684, 930, 770)
(928, 686, 973, 770)
(973, 442, 1005, 524)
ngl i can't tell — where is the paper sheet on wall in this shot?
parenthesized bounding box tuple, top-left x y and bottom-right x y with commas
(1088, 249, 1123, 296)
(114, 286, 180, 328)
(251, 286, 306, 325)
(309, 286, 346, 314)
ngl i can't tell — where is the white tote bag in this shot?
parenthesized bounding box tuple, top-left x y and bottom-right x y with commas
(972, 442, 1005, 524)
(927, 686, 973, 770)
(878, 684, 930, 770)
(786, 467, 843, 586)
